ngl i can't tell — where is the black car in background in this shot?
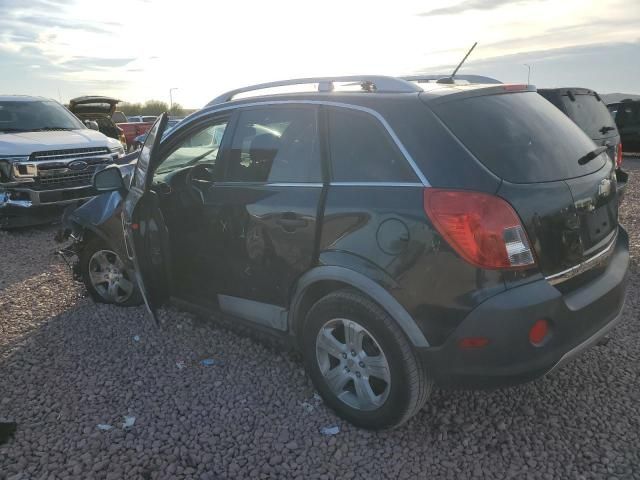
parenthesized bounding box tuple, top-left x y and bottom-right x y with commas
(538, 88, 628, 190)
(608, 99, 640, 154)
(62, 76, 629, 429)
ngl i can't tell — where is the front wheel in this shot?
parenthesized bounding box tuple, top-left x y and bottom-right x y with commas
(79, 237, 142, 306)
(301, 289, 432, 429)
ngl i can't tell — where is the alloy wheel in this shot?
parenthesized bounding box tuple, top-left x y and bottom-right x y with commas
(315, 318, 391, 411)
(88, 249, 135, 304)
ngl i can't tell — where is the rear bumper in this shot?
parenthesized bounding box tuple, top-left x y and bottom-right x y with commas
(420, 227, 630, 388)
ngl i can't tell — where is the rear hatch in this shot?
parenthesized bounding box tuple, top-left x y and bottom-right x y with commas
(69, 96, 120, 117)
(430, 89, 619, 279)
(540, 89, 621, 165)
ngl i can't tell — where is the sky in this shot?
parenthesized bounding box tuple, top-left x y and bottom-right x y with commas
(0, 0, 639, 108)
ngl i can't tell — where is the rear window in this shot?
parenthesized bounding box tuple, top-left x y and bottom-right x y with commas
(432, 92, 604, 184)
(327, 108, 418, 183)
(560, 93, 617, 139)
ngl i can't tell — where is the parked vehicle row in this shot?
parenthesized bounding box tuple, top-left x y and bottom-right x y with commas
(538, 88, 628, 192)
(608, 99, 640, 154)
(60, 76, 629, 429)
(0, 95, 125, 228)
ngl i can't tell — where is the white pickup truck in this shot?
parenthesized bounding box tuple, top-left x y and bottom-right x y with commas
(0, 95, 125, 228)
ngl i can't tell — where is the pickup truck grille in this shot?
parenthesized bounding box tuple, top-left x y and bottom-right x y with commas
(38, 168, 97, 187)
(30, 147, 111, 162)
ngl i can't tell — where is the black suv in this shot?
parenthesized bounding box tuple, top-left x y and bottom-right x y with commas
(538, 88, 627, 189)
(608, 99, 640, 154)
(62, 76, 629, 429)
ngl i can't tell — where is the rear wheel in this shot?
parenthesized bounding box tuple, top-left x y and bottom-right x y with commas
(301, 289, 432, 429)
(79, 237, 142, 306)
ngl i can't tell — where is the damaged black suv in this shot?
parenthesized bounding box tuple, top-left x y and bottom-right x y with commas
(62, 76, 629, 429)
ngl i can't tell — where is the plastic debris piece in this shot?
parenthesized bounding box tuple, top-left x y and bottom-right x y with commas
(133, 335, 140, 342)
(200, 358, 224, 367)
(176, 360, 186, 370)
(320, 425, 340, 436)
(97, 424, 113, 431)
(313, 393, 322, 402)
(301, 402, 314, 413)
(0, 422, 17, 445)
(122, 416, 136, 429)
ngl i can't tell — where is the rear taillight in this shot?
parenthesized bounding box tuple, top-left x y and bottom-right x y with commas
(616, 143, 623, 168)
(423, 189, 536, 270)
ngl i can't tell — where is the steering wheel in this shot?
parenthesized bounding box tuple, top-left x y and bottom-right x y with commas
(185, 163, 215, 204)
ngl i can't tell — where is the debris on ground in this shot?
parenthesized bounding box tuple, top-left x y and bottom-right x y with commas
(320, 425, 340, 436)
(122, 416, 136, 429)
(96, 424, 113, 431)
(176, 360, 186, 370)
(133, 335, 140, 342)
(0, 422, 17, 445)
(301, 402, 314, 413)
(200, 358, 224, 366)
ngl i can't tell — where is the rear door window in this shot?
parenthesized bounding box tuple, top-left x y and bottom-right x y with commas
(432, 92, 604, 184)
(327, 108, 418, 183)
(225, 106, 321, 183)
(560, 93, 617, 139)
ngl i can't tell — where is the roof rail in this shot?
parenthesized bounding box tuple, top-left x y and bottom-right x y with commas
(402, 74, 502, 85)
(207, 75, 422, 106)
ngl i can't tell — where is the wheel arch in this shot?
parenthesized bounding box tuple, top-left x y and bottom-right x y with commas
(288, 266, 430, 348)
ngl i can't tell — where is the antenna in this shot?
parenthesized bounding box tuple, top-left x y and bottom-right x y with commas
(437, 42, 478, 84)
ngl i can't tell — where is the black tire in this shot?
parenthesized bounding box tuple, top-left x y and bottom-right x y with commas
(79, 236, 142, 306)
(301, 289, 432, 429)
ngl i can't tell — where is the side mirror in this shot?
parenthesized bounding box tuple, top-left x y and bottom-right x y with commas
(93, 166, 125, 192)
(84, 120, 99, 130)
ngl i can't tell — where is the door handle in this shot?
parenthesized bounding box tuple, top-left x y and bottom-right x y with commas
(276, 213, 307, 230)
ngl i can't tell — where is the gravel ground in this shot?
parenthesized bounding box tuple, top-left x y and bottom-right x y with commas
(1, 159, 639, 480)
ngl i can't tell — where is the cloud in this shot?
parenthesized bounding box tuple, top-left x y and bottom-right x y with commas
(418, 0, 540, 17)
(415, 41, 640, 95)
(16, 14, 119, 34)
(62, 56, 136, 69)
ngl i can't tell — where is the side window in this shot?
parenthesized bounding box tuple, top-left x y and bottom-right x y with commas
(153, 120, 228, 180)
(327, 108, 418, 183)
(225, 106, 321, 183)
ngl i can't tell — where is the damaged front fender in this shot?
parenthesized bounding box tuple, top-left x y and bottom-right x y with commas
(59, 190, 129, 262)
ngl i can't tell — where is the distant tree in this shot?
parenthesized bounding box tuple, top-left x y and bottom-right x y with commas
(140, 100, 169, 116)
(169, 102, 185, 117)
(119, 102, 143, 116)
(118, 100, 186, 118)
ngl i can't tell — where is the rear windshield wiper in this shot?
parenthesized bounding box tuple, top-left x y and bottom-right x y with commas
(578, 146, 608, 165)
(599, 126, 616, 134)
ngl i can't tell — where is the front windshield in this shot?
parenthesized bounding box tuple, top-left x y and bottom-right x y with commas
(0, 100, 85, 133)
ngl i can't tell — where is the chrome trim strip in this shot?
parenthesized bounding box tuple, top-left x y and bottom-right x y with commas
(212, 182, 323, 188)
(545, 230, 618, 285)
(330, 182, 423, 187)
(185, 100, 430, 187)
(32, 148, 109, 160)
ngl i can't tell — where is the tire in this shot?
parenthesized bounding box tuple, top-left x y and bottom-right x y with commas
(79, 237, 142, 306)
(301, 289, 432, 429)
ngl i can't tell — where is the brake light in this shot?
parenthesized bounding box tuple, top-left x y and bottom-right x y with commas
(423, 189, 536, 270)
(616, 143, 623, 168)
(503, 84, 528, 92)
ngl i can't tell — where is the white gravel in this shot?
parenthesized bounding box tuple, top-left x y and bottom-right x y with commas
(1, 159, 639, 479)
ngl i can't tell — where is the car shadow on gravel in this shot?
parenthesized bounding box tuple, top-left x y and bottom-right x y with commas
(0, 225, 65, 292)
(1, 288, 639, 479)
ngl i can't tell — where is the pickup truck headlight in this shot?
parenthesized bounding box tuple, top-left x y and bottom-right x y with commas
(109, 145, 125, 158)
(0, 156, 33, 182)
